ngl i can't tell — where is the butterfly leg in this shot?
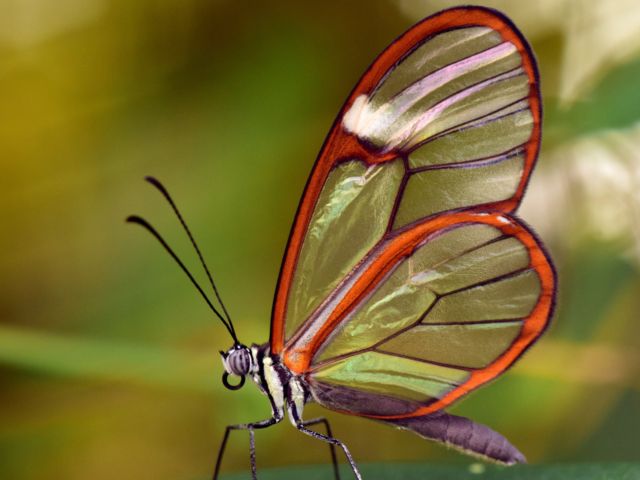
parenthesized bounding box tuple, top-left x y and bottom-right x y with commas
(299, 417, 341, 480)
(212, 415, 283, 480)
(294, 418, 361, 480)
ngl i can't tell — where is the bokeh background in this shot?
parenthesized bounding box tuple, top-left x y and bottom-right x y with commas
(2, 0, 639, 479)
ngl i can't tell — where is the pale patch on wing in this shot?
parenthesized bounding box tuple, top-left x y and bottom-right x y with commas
(342, 94, 372, 140)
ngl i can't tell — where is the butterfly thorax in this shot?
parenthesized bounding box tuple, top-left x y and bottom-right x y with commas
(250, 343, 309, 426)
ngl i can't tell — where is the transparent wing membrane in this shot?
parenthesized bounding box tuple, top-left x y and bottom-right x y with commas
(312, 351, 470, 402)
(370, 27, 504, 104)
(395, 152, 525, 228)
(283, 159, 404, 339)
(377, 321, 524, 369)
(408, 101, 532, 168)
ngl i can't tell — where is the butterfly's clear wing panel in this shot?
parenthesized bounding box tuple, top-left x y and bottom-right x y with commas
(306, 214, 554, 417)
(282, 159, 404, 341)
(272, 8, 541, 357)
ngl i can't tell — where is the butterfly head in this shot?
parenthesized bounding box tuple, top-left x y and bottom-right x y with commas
(220, 344, 252, 390)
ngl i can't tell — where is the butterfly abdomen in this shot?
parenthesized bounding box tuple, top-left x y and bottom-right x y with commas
(387, 412, 526, 465)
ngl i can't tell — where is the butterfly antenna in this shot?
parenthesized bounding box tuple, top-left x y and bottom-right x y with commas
(126, 215, 238, 343)
(143, 176, 237, 341)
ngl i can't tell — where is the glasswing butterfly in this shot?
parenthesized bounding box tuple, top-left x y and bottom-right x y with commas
(128, 6, 556, 479)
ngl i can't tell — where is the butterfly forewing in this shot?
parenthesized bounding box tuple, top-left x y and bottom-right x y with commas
(270, 7, 553, 419)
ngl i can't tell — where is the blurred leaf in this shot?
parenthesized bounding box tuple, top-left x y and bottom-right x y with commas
(545, 57, 640, 145)
(557, 247, 636, 342)
(556, 0, 640, 105)
(219, 463, 640, 480)
(0, 324, 215, 392)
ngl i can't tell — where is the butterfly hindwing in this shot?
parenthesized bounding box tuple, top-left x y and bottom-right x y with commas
(300, 212, 554, 418)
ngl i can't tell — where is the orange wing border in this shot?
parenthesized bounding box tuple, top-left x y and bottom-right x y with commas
(270, 6, 542, 355)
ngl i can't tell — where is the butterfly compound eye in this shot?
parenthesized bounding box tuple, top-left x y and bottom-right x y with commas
(226, 347, 252, 376)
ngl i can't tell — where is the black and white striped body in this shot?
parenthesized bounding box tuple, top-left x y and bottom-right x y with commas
(248, 343, 309, 427)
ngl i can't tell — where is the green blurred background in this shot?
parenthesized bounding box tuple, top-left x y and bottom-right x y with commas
(1, 0, 639, 479)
